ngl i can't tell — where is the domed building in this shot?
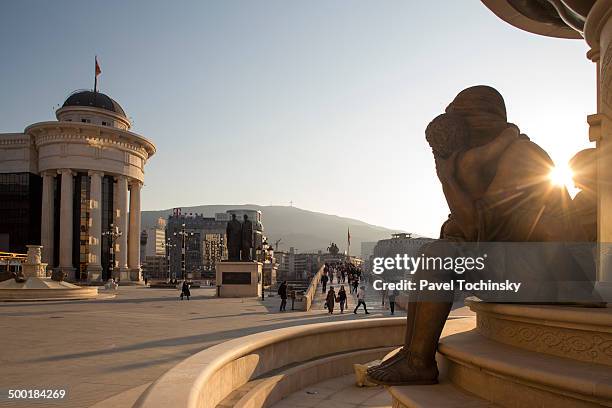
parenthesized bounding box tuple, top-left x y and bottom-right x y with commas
(0, 89, 156, 283)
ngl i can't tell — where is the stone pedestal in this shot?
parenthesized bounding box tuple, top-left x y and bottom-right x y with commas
(119, 269, 131, 282)
(216, 261, 262, 298)
(129, 269, 142, 282)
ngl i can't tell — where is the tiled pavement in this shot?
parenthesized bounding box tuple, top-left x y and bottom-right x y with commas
(271, 374, 392, 408)
(0, 285, 407, 407)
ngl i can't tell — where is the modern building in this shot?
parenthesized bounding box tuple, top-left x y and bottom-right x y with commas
(360, 241, 377, 261)
(166, 211, 228, 280)
(276, 247, 323, 281)
(0, 89, 156, 282)
(367, 233, 433, 278)
(139, 217, 167, 281)
(143, 217, 166, 258)
(142, 255, 168, 281)
(274, 251, 290, 281)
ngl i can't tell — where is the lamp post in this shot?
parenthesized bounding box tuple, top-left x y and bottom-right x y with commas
(102, 223, 122, 281)
(174, 223, 194, 281)
(164, 238, 177, 282)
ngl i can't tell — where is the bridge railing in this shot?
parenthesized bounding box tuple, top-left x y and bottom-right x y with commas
(296, 265, 325, 311)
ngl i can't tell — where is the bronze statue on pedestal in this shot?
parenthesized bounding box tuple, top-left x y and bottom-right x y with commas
(226, 214, 242, 261)
(241, 214, 254, 262)
(366, 85, 595, 386)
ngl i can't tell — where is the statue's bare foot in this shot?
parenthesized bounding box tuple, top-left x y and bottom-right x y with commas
(366, 354, 438, 386)
(367, 348, 407, 376)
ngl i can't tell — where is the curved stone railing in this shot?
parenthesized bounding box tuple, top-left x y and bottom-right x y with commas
(299, 265, 324, 311)
(134, 318, 405, 408)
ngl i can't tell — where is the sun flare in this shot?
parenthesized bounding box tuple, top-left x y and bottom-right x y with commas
(549, 165, 574, 189)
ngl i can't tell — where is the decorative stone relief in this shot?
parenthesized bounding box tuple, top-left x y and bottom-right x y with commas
(477, 313, 612, 365)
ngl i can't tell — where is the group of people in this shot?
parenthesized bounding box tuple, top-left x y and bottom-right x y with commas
(320, 262, 372, 315)
(324, 283, 370, 314)
(321, 262, 362, 293)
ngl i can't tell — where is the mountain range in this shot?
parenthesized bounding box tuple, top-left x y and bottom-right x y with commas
(141, 204, 404, 255)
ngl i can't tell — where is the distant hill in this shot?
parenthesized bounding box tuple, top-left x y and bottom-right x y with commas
(141, 205, 403, 255)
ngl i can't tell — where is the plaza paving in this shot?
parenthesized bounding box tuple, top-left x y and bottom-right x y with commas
(0, 285, 409, 408)
(270, 374, 392, 408)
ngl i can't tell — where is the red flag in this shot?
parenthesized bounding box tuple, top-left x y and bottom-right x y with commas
(94, 57, 102, 92)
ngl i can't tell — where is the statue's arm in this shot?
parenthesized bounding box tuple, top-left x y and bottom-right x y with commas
(465, 126, 519, 165)
(436, 153, 477, 240)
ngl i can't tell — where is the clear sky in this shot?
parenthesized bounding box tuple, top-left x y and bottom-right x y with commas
(0, 1, 595, 238)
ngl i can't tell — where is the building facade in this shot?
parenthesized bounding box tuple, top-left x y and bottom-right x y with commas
(367, 233, 433, 278)
(0, 90, 156, 282)
(166, 211, 228, 280)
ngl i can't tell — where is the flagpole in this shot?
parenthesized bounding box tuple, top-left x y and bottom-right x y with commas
(347, 227, 350, 260)
(94, 56, 98, 93)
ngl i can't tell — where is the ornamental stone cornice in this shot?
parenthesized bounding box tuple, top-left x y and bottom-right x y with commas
(24, 121, 156, 158)
(0, 133, 33, 147)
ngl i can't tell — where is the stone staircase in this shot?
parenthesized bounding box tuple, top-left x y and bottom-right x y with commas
(389, 298, 612, 408)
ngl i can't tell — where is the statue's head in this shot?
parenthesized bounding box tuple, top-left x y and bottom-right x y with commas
(243, 214, 249, 221)
(425, 113, 469, 158)
(569, 148, 597, 192)
(445, 85, 509, 147)
(231, 214, 236, 220)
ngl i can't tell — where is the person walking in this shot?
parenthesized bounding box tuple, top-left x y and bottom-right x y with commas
(352, 277, 359, 294)
(278, 280, 288, 312)
(180, 280, 191, 301)
(321, 273, 329, 294)
(354, 285, 369, 314)
(326, 287, 337, 314)
(388, 289, 399, 315)
(338, 285, 348, 314)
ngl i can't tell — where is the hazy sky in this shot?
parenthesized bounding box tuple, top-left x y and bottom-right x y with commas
(0, 1, 596, 238)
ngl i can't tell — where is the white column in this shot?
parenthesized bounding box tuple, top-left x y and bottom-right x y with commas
(127, 180, 142, 280)
(58, 169, 75, 279)
(115, 176, 129, 280)
(87, 171, 103, 281)
(40, 171, 55, 268)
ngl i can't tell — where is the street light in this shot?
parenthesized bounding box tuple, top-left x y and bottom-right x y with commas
(174, 223, 194, 281)
(164, 238, 177, 283)
(102, 223, 122, 281)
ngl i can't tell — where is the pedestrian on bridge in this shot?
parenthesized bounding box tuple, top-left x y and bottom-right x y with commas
(338, 285, 348, 313)
(388, 289, 399, 315)
(326, 287, 337, 314)
(321, 273, 329, 294)
(354, 286, 369, 314)
(278, 280, 288, 312)
(351, 277, 359, 294)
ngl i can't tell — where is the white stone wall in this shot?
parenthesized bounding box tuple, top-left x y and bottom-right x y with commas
(0, 133, 38, 173)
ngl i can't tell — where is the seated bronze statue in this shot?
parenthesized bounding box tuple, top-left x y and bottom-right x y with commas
(366, 85, 596, 386)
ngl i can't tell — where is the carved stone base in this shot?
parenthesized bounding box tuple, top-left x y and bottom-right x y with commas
(215, 261, 262, 298)
(467, 298, 612, 366)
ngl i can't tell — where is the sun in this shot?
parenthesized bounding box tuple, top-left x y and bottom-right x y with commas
(549, 164, 574, 189)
